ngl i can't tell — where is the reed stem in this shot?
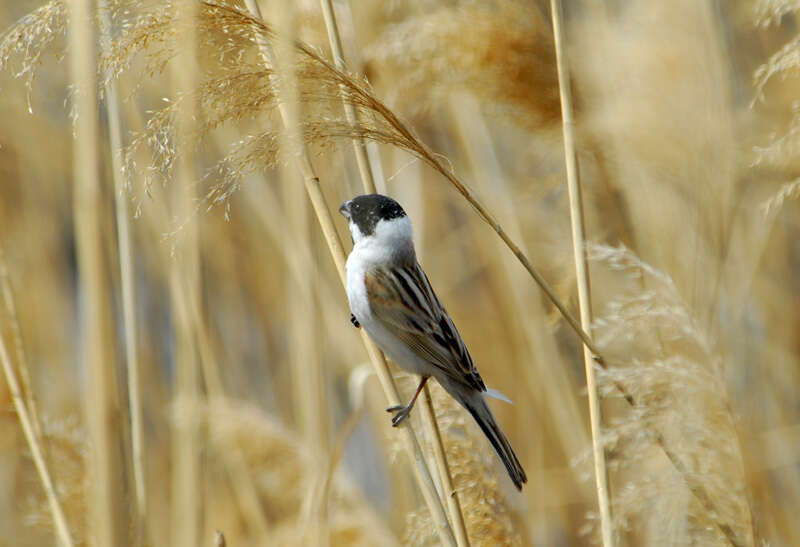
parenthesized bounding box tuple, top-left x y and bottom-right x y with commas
(0, 252, 44, 445)
(98, 2, 147, 532)
(69, 0, 121, 543)
(421, 385, 471, 547)
(169, 3, 201, 546)
(548, 1, 613, 545)
(0, 310, 73, 547)
(318, 0, 376, 191)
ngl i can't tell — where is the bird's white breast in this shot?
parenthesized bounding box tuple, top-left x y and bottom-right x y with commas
(344, 216, 432, 375)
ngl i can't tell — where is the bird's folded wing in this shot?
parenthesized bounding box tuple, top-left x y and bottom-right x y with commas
(365, 263, 484, 391)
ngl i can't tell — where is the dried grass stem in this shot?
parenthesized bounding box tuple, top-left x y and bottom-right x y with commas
(548, 1, 613, 545)
(0, 311, 73, 547)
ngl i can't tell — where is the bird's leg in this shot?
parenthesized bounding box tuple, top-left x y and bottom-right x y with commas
(387, 376, 429, 427)
(350, 313, 360, 328)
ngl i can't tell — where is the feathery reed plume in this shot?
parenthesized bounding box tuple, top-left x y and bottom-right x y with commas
(365, 1, 560, 130)
(752, 3, 800, 216)
(0, 315, 74, 546)
(178, 397, 399, 546)
(406, 382, 521, 546)
(0, 1, 67, 109)
(21, 416, 85, 545)
(0, 250, 44, 444)
(755, 0, 800, 25)
(589, 244, 753, 546)
(761, 178, 800, 217)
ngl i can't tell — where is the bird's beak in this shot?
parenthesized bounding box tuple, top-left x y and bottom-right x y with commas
(338, 200, 351, 219)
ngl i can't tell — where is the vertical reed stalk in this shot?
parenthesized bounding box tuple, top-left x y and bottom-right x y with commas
(98, 1, 147, 533)
(240, 2, 455, 545)
(0, 307, 73, 547)
(0, 251, 44, 444)
(272, 5, 329, 545)
(285, 173, 328, 447)
(139, 131, 271, 542)
(548, 1, 613, 545)
(169, 3, 201, 546)
(318, 0, 375, 190)
(420, 385, 470, 547)
(69, 0, 121, 544)
(318, 2, 468, 544)
(278, 0, 330, 460)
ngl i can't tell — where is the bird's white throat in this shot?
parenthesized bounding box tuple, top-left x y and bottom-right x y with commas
(349, 215, 415, 265)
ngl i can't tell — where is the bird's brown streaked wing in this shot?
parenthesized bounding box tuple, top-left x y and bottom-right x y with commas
(364, 263, 485, 392)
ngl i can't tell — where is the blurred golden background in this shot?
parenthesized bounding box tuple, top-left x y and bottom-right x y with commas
(0, 0, 798, 545)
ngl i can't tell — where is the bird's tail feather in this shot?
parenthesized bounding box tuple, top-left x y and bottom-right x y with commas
(462, 393, 527, 490)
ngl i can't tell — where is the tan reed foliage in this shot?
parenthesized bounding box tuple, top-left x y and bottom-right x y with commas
(404, 382, 522, 547)
(365, 0, 560, 130)
(588, 244, 754, 546)
(18, 415, 84, 545)
(0, 299, 74, 546)
(177, 396, 399, 546)
(2, 1, 800, 546)
(0, 1, 67, 102)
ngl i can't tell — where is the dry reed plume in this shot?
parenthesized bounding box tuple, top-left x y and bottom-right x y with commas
(404, 381, 522, 546)
(589, 244, 753, 546)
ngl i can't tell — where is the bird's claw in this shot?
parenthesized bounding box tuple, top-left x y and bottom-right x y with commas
(387, 404, 411, 427)
(350, 313, 361, 328)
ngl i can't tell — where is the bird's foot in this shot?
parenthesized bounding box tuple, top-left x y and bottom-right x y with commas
(350, 313, 360, 328)
(386, 404, 412, 427)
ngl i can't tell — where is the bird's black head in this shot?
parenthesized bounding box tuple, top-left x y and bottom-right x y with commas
(338, 194, 407, 237)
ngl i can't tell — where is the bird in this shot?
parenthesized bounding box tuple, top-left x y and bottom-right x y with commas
(339, 193, 527, 490)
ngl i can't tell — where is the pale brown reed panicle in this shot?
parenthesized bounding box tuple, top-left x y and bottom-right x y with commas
(103, 1, 452, 218)
(22, 416, 86, 545)
(587, 244, 753, 546)
(365, 1, 560, 130)
(0, 1, 67, 104)
(399, 379, 521, 547)
(173, 397, 398, 546)
(752, 2, 800, 217)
